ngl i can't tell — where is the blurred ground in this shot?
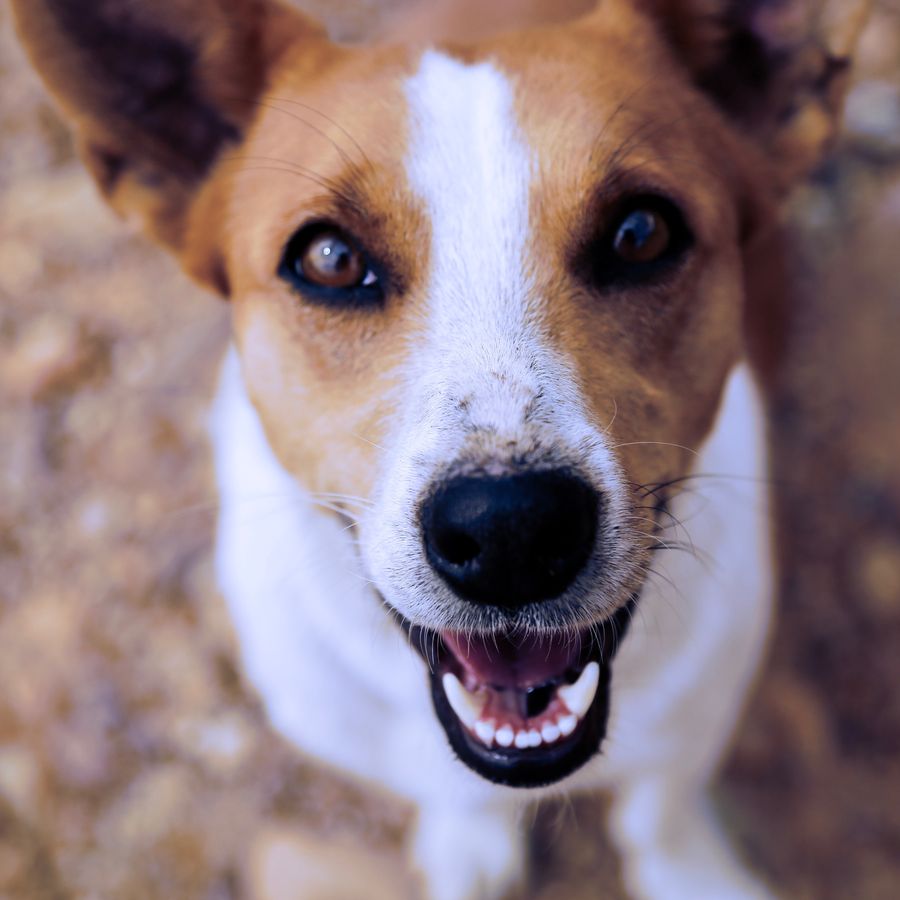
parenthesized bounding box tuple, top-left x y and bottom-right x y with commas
(1, 2, 899, 899)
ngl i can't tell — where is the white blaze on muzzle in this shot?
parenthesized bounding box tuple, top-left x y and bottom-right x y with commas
(360, 49, 635, 631)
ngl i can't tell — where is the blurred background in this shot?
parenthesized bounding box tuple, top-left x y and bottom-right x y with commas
(1, 1, 898, 898)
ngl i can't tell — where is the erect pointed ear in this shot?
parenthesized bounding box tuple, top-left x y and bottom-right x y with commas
(10, 0, 326, 295)
(637, 0, 872, 190)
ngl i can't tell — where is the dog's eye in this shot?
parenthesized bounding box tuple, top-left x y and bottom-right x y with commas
(278, 223, 382, 306)
(298, 230, 366, 288)
(612, 209, 671, 264)
(581, 195, 693, 290)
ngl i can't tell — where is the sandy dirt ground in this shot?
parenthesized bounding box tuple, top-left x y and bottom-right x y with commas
(1, 2, 899, 898)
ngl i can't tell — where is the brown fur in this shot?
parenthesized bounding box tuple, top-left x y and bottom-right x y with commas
(11, 0, 867, 522)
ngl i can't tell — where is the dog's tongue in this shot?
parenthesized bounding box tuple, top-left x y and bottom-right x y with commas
(442, 630, 584, 689)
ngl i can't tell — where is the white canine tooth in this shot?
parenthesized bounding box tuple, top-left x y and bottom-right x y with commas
(558, 714, 577, 736)
(495, 725, 514, 747)
(442, 673, 485, 729)
(527, 729, 542, 747)
(558, 661, 600, 718)
(474, 720, 495, 745)
(514, 730, 530, 749)
(541, 722, 561, 743)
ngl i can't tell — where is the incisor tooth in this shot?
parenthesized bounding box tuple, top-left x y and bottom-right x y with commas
(495, 725, 514, 747)
(558, 661, 600, 718)
(527, 729, 542, 747)
(474, 720, 495, 745)
(514, 730, 530, 749)
(541, 722, 561, 743)
(442, 673, 485, 729)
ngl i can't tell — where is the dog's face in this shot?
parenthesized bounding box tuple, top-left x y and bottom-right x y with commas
(231, 22, 750, 785)
(13, 0, 860, 787)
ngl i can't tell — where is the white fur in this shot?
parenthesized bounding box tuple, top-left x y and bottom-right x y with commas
(364, 50, 639, 637)
(602, 362, 774, 900)
(212, 48, 774, 900)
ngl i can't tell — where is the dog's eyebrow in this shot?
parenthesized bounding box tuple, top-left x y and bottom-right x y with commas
(586, 164, 690, 216)
(329, 164, 373, 221)
(311, 167, 415, 299)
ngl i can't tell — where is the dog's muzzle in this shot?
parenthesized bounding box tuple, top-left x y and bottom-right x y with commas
(402, 468, 634, 788)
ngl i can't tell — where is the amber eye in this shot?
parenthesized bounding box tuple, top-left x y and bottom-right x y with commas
(578, 195, 692, 290)
(612, 209, 671, 264)
(278, 222, 382, 306)
(298, 229, 365, 287)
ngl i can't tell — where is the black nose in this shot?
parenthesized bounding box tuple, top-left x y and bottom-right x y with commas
(421, 470, 599, 608)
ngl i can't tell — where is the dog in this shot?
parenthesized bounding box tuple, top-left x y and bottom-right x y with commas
(11, 0, 869, 897)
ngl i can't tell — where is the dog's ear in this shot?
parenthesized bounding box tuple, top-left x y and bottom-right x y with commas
(637, 0, 871, 190)
(10, 0, 325, 294)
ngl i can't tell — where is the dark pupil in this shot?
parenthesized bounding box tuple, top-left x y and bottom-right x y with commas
(615, 211, 657, 255)
(308, 236, 352, 278)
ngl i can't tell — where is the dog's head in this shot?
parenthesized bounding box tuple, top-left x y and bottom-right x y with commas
(13, 0, 866, 787)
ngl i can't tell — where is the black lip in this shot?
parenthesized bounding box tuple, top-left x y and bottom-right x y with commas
(395, 598, 637, 789)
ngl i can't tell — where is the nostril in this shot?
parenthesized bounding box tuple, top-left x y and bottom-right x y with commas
(434, 527, 481, 566)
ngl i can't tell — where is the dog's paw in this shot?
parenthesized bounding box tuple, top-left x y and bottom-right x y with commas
(410, 805, 524, 900)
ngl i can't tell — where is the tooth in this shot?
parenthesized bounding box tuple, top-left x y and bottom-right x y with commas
(514, 730, 530, 749)
(558, 661, 600, 718)
(541, 722, 561, 743)
(474, 720, 495, 745)
(495, 725, 514, 747)
(442, 673, 485, 729)
(558, 714, 577, 736)
(527, 729, 542, 747)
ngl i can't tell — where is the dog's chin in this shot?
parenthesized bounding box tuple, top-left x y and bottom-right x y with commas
(394, 599, 636, 789)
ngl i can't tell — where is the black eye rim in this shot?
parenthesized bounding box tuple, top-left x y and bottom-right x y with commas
(277, 220, 386, 308)
(576, 193, 695, 292)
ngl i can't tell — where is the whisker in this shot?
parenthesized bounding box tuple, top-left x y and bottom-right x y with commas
(252, 97, 362, 172)
(309, 491, 375, 508)
(613, 440, 698, 455)
(600, 396, 618, 435)
(637, 471, 776, 491)
(261, 95, 376, 174)
(349, 431, 388, 452)
(218, 158, 366, 214)
(217, 90, 374, 174)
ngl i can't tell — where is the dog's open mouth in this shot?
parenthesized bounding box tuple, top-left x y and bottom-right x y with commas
(399, 600, 635, 788)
